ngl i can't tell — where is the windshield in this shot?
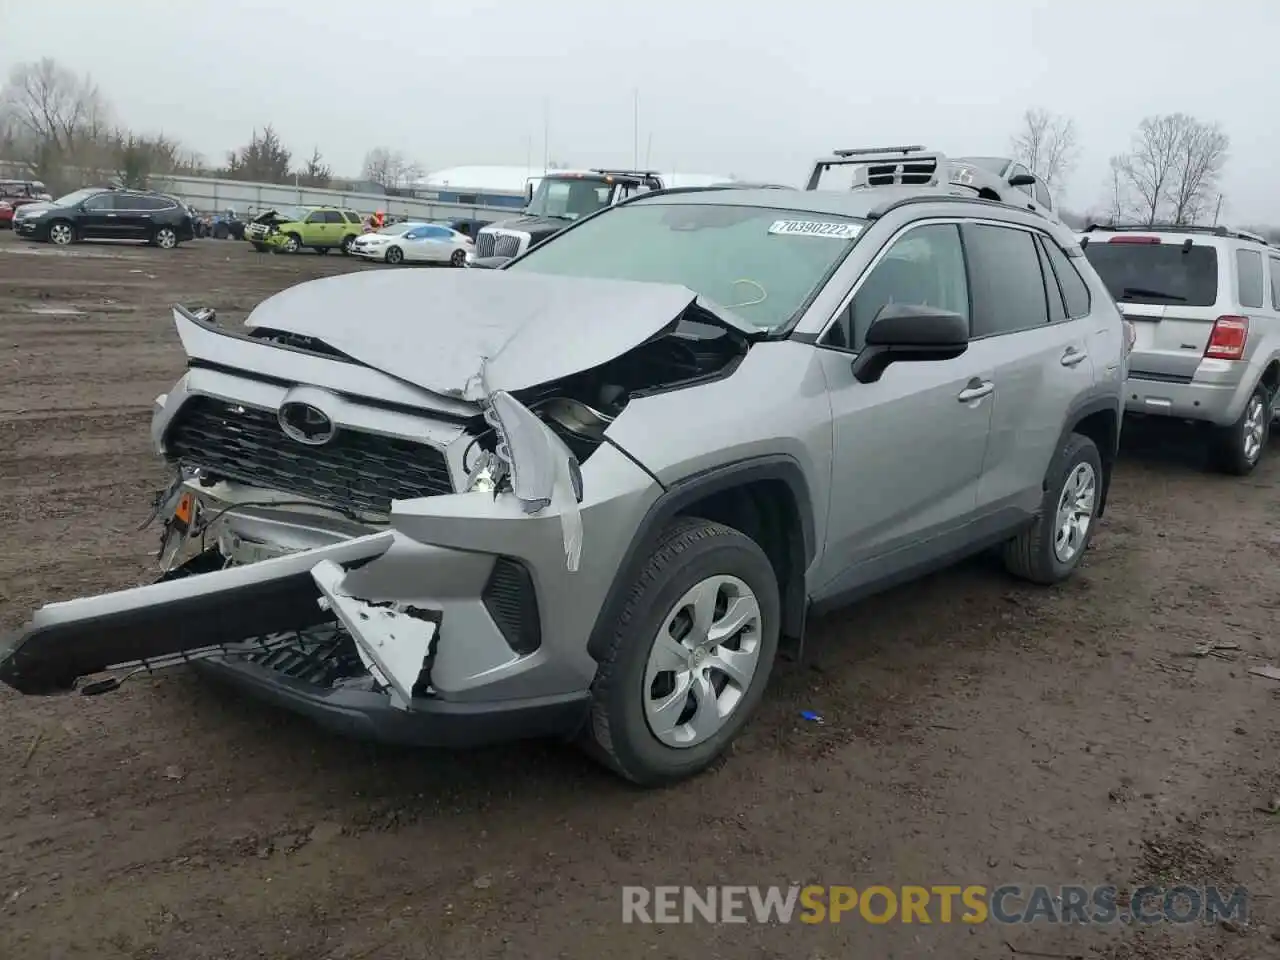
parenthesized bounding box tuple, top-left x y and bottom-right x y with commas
(1083, 241, 1219, 306)
(507, 201, 865, 330)
(52, 188, 96, 207)
(525, 177, 615, 221)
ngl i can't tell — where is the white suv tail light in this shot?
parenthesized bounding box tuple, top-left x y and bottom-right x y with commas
(1204, 315, 1249, 360)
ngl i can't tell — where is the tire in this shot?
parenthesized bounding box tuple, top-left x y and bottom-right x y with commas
(1209, 383, 1270, 476)
(47, 220, 75, 246)
(385, 245, 404, 265)
(450, 248, 467, 267)
(281, 233, 301, 254)
(251, 242, 268, 253)
(315, 246, 329, 256)
(213, 224, 229, 240)
(1002, 433, 1102, 585)
(340, 234, 355, 255)
(583, 517, 781, 786)
(152, 226, 178, 250)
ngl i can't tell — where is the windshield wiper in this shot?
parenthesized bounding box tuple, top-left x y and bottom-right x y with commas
(1120, 286, 1187, 302)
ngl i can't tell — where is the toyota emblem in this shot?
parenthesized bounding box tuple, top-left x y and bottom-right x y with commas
(278, 401, 335, 445)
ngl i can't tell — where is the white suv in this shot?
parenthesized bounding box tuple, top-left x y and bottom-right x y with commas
(1080, 224, 1280, 474)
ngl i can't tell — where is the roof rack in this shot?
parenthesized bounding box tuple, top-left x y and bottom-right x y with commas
(615, 183, 785, 206)
(587, 168, 662, 180)
(1082, 222, 1269, 245)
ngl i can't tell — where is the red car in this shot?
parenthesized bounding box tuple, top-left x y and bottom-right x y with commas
(0, 179, 53, 229)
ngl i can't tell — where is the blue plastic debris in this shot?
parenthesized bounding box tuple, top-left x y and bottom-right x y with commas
(800, 710, 824, 723)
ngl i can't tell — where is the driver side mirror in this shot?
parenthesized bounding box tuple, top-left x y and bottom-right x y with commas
(850, 303, 969, 384)
(525, 183, 534, 204)
(1008, 173, 1036, 187)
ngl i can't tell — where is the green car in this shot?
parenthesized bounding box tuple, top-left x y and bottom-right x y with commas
(243, 205, 364, 255)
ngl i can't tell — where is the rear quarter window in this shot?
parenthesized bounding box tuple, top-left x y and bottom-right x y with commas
(343, 211, 361, 224)
(1236, 249, 1264, 309)
(1041, 237, 1091, 319)
(1082, 240, 1219, 307)
(1269, 257, 1280, 309)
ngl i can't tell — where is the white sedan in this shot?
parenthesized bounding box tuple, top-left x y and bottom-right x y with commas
(349, 221, 474, 266)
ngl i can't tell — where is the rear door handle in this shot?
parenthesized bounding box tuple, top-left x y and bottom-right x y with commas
(1061, 347, 1088, 367)
(957, 380, 995, 403)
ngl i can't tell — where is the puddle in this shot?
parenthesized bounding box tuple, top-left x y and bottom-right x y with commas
(26, 305, 85, 317)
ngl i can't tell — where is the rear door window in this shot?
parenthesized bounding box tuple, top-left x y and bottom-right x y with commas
(1082, 240, 1218, 306)
(1236, 249, 1264, 309)
(323, 210, 345, 224)
(1035, 239, 1067, 323)
(1269, 257, 1280, 309)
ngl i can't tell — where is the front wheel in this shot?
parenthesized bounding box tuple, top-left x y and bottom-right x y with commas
(385, 245, 404, 265)
(1002, 433, 1102, 585)
(340, 234, 355, 255)
(583, 517, 780, 786)
(1210, 384, 1270, 476)
(47, 220, 75, 246)
(281, 233, 301, 254)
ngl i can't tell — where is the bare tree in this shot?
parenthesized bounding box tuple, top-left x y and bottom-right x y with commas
(1166, 119, 1229, 226)
(1111, 113, 1228, 226)
(362, 147, 422, 189)
(0, 58, 111, 186)
(1009, 108, 1079, 187)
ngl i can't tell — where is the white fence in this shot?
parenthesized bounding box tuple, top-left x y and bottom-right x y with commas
(151, 174, 513, 222)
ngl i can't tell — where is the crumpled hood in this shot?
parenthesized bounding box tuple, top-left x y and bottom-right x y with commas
(242, 269, 753, 401)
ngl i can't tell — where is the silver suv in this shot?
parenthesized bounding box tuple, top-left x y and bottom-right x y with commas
(1079, 223, 1280, 474)
(1, 167, 1127, 785)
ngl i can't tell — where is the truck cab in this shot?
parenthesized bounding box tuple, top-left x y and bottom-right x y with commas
(475, 169, 730, 261)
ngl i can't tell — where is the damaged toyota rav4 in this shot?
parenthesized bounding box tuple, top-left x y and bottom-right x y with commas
(0, 177, 1127, 786)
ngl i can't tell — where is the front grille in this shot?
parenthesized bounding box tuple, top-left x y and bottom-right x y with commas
(865, 158, 938, 186)
(239, 627, 368, 687)
(493, 234, 523, 257)
(475, 232, 524, 259)
(246, 224, 269, 240)
(165, 396, 454, 516)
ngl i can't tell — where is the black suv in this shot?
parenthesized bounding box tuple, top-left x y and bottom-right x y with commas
(15, 186, 195, 249)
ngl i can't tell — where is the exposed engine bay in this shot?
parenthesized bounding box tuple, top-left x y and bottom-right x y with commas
(485, 311, 749, 465)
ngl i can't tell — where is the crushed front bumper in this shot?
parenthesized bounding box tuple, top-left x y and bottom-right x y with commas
(0, 440, 660, 747)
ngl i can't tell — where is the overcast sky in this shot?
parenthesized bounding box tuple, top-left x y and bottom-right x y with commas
(2, 0, 1276, 220)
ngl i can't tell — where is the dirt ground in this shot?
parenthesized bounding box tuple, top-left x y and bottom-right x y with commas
(1, 230, 1278, 960)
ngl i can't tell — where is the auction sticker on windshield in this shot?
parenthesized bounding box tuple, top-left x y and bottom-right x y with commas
(768, 220, 862, 239)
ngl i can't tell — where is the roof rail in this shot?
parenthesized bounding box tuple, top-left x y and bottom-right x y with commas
(867, 191, 1051, 221)
(1082, 222, 1270, 245)
(807, 145, 947, 191)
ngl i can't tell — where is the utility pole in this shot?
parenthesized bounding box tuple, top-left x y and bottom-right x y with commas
(633, 89, 639, 170)
(542, 98, 550, 174)
(1212, 193, 1223, 226)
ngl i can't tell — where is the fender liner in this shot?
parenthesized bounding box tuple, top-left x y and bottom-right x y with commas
(585, 455, 816, 662)
(1055, 395, 1121, 517)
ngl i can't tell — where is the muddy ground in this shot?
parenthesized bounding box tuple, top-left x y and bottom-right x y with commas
(0, 230, 1277, 960)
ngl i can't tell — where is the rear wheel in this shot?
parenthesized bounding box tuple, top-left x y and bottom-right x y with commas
(1003, 433, 1102, 585)
(583, 517, 780, 786)
(450, 248, 467, 267)
(47, 220, 75, 246)
(1210, 384, 1269, 475)
(152, 226, 178, 249)
(213, 223, 229, 240)
(385, 245, 404, 265)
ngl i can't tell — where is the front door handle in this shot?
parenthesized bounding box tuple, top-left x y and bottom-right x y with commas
(1061, 347, 1088, 367)
(957, 379, 995, 403)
